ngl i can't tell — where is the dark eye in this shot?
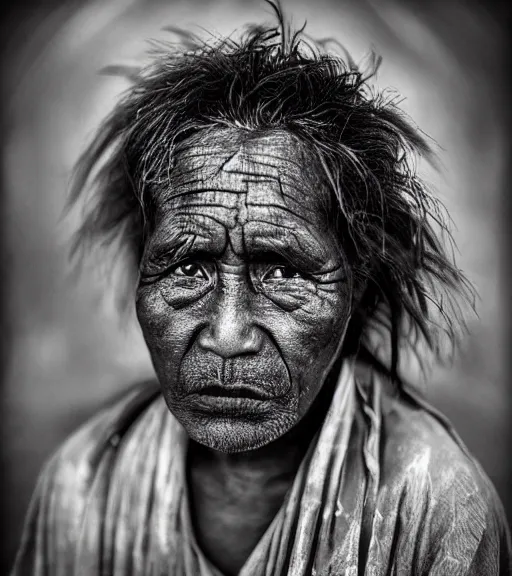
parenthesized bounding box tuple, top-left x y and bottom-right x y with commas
(264, 265, 302, 280)
(172, 262, 208, 279)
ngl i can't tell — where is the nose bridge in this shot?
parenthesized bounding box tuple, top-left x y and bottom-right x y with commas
(216, 278, 248, 339)
(198, 271, 262, 357)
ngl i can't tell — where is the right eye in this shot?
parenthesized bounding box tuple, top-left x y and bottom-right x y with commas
(171, 261, 208, 279)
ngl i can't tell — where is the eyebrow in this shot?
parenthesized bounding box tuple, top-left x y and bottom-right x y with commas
(245, 226, 334, 273)
(145, 222, 226, 263)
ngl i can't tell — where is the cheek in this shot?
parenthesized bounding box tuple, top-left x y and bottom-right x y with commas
(260, 286, 350, 401)
(267, 286, 349, 353)
(136, 285, 206, 379)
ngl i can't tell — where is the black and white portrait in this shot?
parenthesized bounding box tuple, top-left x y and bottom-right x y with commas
(1, 1, 511, 574)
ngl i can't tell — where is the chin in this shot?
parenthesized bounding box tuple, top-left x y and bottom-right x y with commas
(176, 405, 298, 453)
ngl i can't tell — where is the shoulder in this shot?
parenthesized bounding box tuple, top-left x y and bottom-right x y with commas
(43, 380, 160, 497)
(377, 385, 511, 574)
(12, 381, 161, 575)
(380, 386, 486, 494)
(380, 386, 499, 499)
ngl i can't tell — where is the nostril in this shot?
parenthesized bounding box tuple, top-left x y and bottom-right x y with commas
(238, 329, 263, 354)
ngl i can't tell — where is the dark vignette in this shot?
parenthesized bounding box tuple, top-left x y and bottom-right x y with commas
(0, 0, 510, 572)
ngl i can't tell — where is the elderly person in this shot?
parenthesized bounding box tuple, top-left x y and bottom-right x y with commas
(12, 8, 511, 576)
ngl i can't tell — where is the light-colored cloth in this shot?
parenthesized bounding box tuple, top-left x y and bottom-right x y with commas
(12, 360, 512, 575)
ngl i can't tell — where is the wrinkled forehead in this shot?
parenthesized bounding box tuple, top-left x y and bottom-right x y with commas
(146, 128, 344, 269)
(154, 128, 328, 215)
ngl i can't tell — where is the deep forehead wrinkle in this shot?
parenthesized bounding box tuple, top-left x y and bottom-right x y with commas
(148, 212, 228, 254)
(158, 128, 326, 214)
(147, 128, 341, 267)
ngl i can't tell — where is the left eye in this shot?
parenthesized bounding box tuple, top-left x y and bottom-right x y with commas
(264, 266, 302, 280)
(172, 262, 208, 279)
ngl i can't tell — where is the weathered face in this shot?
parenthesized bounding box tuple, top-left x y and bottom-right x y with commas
(136, 129, 353, 452)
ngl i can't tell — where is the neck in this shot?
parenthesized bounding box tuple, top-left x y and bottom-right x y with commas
(186, 362, 340, 576)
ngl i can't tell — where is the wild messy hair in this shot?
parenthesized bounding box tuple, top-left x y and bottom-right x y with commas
(70, 2, 474, 380)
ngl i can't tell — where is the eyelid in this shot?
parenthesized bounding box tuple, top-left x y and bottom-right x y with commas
(249, 251, 301, 270)
(140, 255, 214, 286)
(262, 264, 302, 280)
(170, 260, 209, 278)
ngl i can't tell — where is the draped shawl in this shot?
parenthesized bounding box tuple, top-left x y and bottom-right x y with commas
(12, 360, 512, 575)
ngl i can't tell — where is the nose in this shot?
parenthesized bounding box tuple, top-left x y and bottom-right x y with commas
(197, 284, 263, 358)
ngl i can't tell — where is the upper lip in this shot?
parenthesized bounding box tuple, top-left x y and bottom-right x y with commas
(192, 385, 271, 400)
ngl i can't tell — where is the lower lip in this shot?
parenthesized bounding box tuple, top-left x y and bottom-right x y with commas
(186, 393, 273, 413)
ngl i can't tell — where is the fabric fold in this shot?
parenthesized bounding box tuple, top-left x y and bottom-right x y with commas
(12, 360, 512, 575)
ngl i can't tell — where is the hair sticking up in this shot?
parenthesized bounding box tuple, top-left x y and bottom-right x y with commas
(69, 0, 475, 382)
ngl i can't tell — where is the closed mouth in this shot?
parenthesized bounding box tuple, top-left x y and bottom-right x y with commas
(196, 385, 269, 400)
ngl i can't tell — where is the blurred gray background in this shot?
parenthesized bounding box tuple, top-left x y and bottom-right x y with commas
(1, 0, 510, 571)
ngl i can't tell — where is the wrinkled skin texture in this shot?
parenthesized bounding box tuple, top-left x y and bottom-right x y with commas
(14, 134, 511, 576)
(136, 128, 353, 453)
